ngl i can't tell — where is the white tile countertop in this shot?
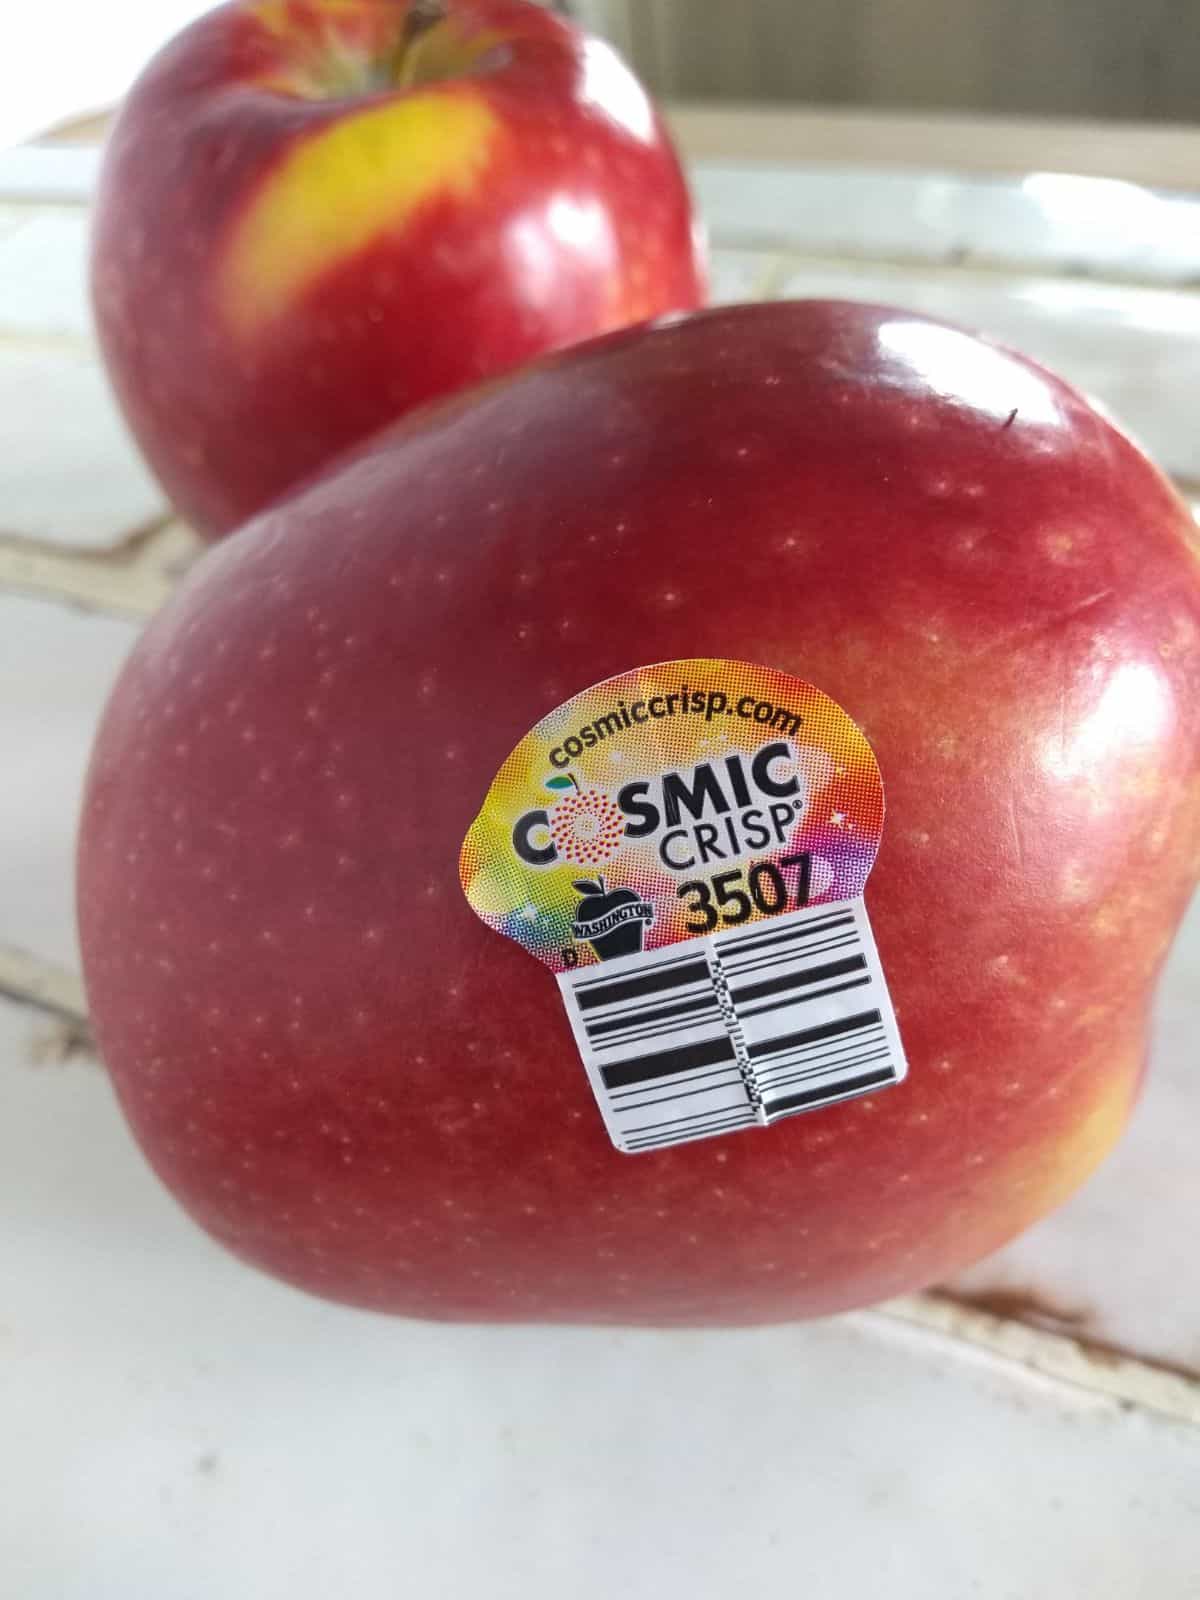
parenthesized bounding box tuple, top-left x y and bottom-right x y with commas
(4, 127, 1200, 1597)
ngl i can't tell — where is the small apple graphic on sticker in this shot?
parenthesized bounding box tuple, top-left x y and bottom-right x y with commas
(571, 877, 654, 961)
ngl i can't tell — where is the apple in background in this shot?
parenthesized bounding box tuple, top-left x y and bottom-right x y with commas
(90, 0, 704, 540)
(78, 301, 1200, 1323)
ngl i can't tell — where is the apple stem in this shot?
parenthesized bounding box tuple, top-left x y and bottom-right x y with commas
(598, 875, 606, 892)
(568, 773, 581, 792)
(392, 0, 448, 85)
(403, 0, 447, 45)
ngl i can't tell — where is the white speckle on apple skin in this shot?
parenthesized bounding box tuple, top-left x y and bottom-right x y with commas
(1043, 530, 1083, 563)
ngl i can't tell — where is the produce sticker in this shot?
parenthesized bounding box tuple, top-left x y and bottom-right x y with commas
(461, 659, 907, 1154)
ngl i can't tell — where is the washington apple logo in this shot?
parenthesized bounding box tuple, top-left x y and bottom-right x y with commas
(571, 876, 654, 961)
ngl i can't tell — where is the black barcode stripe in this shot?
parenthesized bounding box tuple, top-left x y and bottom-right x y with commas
(626, 1118, 757, 1152)
(575, 956, 711, 1013)
(719, 928, 859, 976)
(738, 974, 872, 1020)
(622, 1101, 757, 1139)
(600, 1033, 737, 1091)
(757, 1046, 893, 1097)
(570, 946, 702, 991)
(625, 1112, 758, 1152)
(716, 932, 860, 981)
(717, 911, 855, 960)
(609, 1061, 751, 1103)
(752, 1029, 886, 1081)
(731, 953, 867, 1008)
(611, 1069, 750, 1116)
(764, 1066, 896, 1119)
(583, 991, 723, 1041)
(590, 1012, 727, 1052)
(748, 1009, 882, 1061)
(581, 974, 713, 1021)
(753, 1026, 887, 1083)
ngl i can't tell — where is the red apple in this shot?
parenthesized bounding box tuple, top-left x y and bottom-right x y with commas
(90, 0, 704, 540)
(78, 301, 1200, 1323)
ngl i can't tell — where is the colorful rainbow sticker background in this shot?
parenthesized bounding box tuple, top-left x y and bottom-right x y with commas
(459, 659, 885, 974)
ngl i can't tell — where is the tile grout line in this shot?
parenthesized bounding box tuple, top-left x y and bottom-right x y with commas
(0, 329, 96, 355)
(0, 547, 167, 618)
(0, 944, 88, 1022)
(0, 517, 196, 619)
(709, 233, 1200, 295)
(881, 1293, 1200, 1427)
(3, 942, 1199, 1425)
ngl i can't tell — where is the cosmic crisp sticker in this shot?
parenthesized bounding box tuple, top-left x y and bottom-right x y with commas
(460, 660, 907, 1153)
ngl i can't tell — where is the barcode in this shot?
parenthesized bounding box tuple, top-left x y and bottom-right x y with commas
(558, 898, 906, 1154)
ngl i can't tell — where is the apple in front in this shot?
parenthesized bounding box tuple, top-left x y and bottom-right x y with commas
(78, 302, 1200, 1323)
(91, 0, 704, 539)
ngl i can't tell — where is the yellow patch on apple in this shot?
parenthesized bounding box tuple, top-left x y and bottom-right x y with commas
(220, 92, 500, 338)
(1019, 1058, 1139, 1216)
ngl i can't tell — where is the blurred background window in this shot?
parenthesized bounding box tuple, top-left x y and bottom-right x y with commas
(570, 0, 1200, 122)
(9, 1, 1200, 148)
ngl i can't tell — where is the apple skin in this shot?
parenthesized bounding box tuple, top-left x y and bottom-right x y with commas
(90, 0, 704, 541)
(78, 301, 1200, 1323)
